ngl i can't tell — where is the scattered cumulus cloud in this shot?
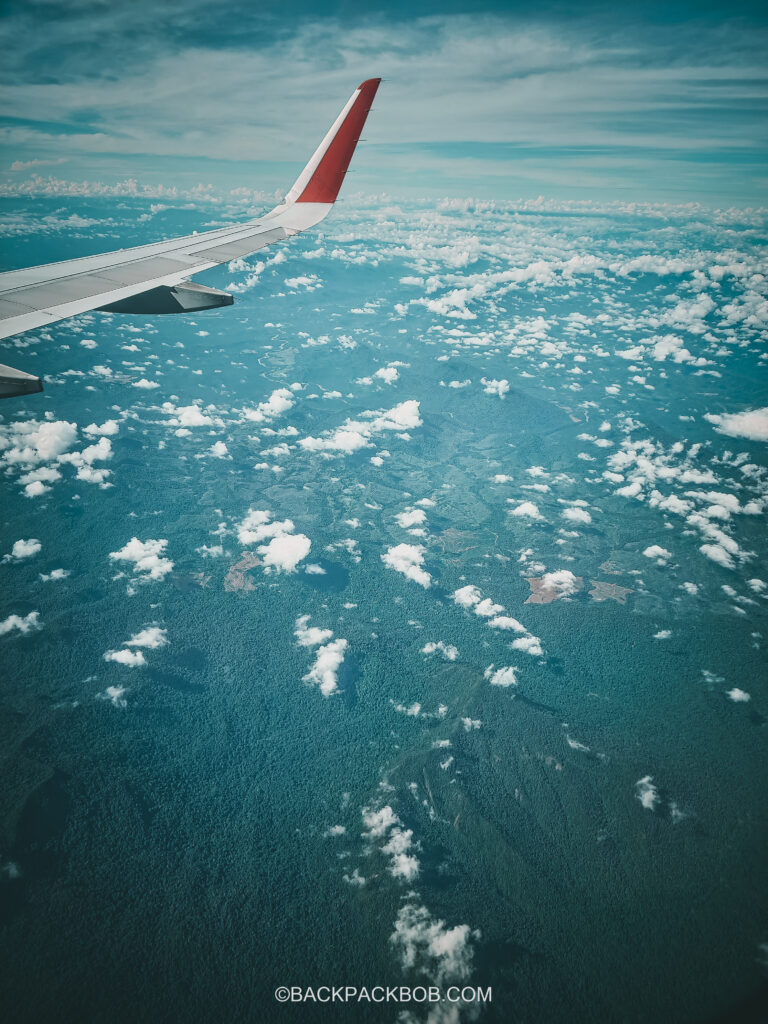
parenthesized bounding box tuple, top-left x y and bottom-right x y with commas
(4, 538, 41, 561)
(362, 805, 420, 883)
(484, 664, 519, 687)
(237, 508, 311, 574)
(294, 615, 347, 697)
(40, 568, 70, 582)
(704, 408, 768, 443)
(635, 775, 660, 811)
(509, 501, 542, 519)
(381, 543, 432, 588)
(643, 545, 672, 565)
(726, 687, 751, 702)
(535, 570, 581, 600)
(300, 400, 422, 455)
(562, 506, 592, 525)
(97, 684, 128, 709)
(421, 640, 458, 661)
(390, 902, 479, 985)
(452, 583, 541, 652)
(126, 626, 168, 649)
(83, 419, 119, 437)
(0, 611, 41, 636)
(243, 386, 297, 424)
(481, 377, 510, 398)
(104, 648, 146, 668)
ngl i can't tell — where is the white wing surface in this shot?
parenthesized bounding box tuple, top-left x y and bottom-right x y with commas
(0, 77, 381, 397)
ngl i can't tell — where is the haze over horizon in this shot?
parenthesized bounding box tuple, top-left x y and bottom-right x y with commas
(1, 0, 767, 206)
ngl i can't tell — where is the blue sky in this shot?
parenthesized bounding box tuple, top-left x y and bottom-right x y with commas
(1, 0, 767, 204)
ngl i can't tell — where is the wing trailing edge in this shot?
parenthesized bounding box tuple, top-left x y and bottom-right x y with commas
(0, 77, 381, 397)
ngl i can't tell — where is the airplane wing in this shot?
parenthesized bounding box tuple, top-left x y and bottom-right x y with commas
(0, 77, 381, 398)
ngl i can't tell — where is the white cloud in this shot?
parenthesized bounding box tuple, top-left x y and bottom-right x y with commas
(488, 615, 527, 632)
(303, 638, 348, 697)
(375, 366, 399, 384)
(343, 869, 366, 887)
(196, 544, 224, 558)
(474, 597, 504, 617)
(40, 568, 69, 582)
(421, 640, 459, 661)
(261, 532, 312, 574)
(704, 407, 768, 442)
(104, 648, 146, 667)
(1, 419, 77, 467)
(484, 664, 519, 687)
(653, 629, 672, 640)
(562, 507, 592, 524)
(362, 805, 399, 838)
(323, 824, 346, 838)
(509, 501, 542, 519)
(643, 544, 672, 565)
(97, 684, 128, 708)
(699, 543, 734, 569)
(83, 419, 119, 437)
(635, 775, 660, 811)
(161, 401, 214, 426)
(381, 543, 431, 588)
(243, 387, 296, 423)
(537, 569, 581, 599)
(0, 611, 41, 636)
(362, 805, 420, 883)
(285, 274, 320, 290)
(133, 378, 160, 389)
(58, 435, 114, 487)
(207, 440, 230, 459)
(300, 400, 422, 454)
(108, 537, 173, 581)
(452, 582, 541, 652)
(237, 508, 288, 545)
(726, 688, 751, 702)
(125, 626, 168, 649)
(481, 377, 510, 398)
(296, 614, 350, 696)
(392, 701, 422, 717)
(452, 584, 482, 608)
(294, 614, 333, 648)
(5, 538, 41, 561)
(511, 635, 544, 656)
(24, 480, 50, 498)
(390, 902, 478, 985)
(236, 509, 311, 573)
(296, 616, 347, 697)
(396, 508, 427, 530)
(566, 735, 590, 752)
(384, 833, 420, 882)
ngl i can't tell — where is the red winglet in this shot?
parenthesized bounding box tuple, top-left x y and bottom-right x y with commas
(296, 78, 381, 204)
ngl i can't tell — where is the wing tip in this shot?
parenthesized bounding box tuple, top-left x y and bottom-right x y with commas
(294, 78, 381, 205)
